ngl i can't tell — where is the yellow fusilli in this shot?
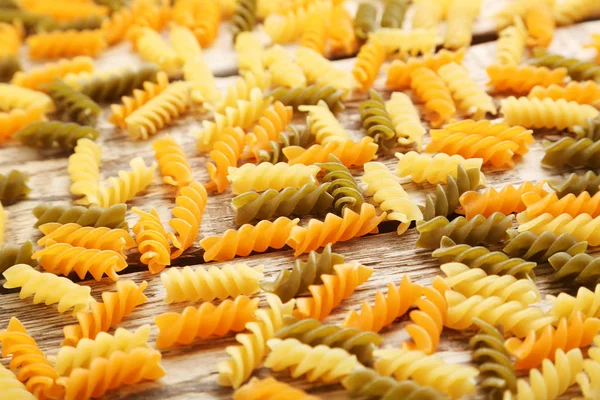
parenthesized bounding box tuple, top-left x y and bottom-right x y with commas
(94, 157, 157, 208)
(385, 92, 426, 150)
(68, 138, 101, 205)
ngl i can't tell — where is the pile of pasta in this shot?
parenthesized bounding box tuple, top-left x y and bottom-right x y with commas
(1, 0, 600, 399)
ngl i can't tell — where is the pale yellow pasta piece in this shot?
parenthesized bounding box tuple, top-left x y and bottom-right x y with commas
(130, 27, 183, 76)
(264, 45, 306, 88)
(0, 83, 54, 112)
(385, 92, 425, 150)
(68, 138, 101, 205)
(438, 62, 496, 119)
(0, 364, 35, 400)
(295, 47, 355, 91)
(94, 157, 157, 208)
(227, 162, 320, 194)
(496, 17, 527, 65)
(375, 28, 441, 58)
(299, 100, 351, 145)
(395, 151, 484, 184)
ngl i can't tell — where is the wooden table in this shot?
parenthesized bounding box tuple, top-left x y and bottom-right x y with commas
(2, 3, 600, 399)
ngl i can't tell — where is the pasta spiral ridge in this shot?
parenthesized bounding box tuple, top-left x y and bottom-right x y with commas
(343, 275, 421, 333)
(161, 264, 264, 304)
(504, 312, 600, 370)
(68, 138, 101, 205)
(167, 181, 207, 259)
(496, 18, 527, 65)
(38, 223, 134, 256)
(54, 325, 151, 377)
(277, 315, 382, 365)
(458, 180, 546, 220)
(217, 294, 295, 388)
(62, 280, 148, 346)
(0, 241, 36, 273)
(200, 217, 300, 262)
(445, 291, 555, 337)
(433, 237, 537, 279)
(385, 92, 425, 150)
(227, 162, 320, 195)
(410, 67, 456, 128)
(554, 0, 600, 25)
(95, 157, 156, 208)
(529, 82, 600, 109)
(517, 212, 600, 246)
(352, 34, 386, 91)
(416, 212, 514, 249)
(129, 27, 182, 76)
(469, 319, 517, 397)
(439, 262, 540, 304)
(132, 207, 170, 274)
(373, 348, 479, 399)
(0, 317, 63, 399)
(0, 106, 46, 142)
(522, 190, 600, 219)
(234, 377, 319, 400)
(403, 285, 447, 354)
(172, 0, 220, 47)
(294, 262, 373, 320)
(548, 252, 600, 284)
(358, 89, 397, 148)
(381, 0, 408, 28)
(75, 65, 159, 103)
(218, 74, 263, 113)
(530, 47, 600, 83)
(232, 183, 334, 226)
(0, 83, 54, 111)
(265, 338, 359, 383)
(295, 46, 355, 91)
(343, 367, 444, 400)
(525, 0, 555, 48)
(0, 169, 29, 205)
(15, 121, 99, 150)
(300, 100, 351, 145)
(206, 127, 246, 193)
(247, 101, 293, 159)
(33, 241, 127, 281)
(0, 55, 22, 83)
(152, 135, 192, 188)
(549, 284, 600, 320)
(45, 79, 101, 125)
(375, 28, 440, 58)
(574, 116, 600, 141)
(283, 137, 378, 168)
(155, 296, 259, 348)
(542, 137, 600, 169)
(0, 363, 35, 400)
(27, 29, 107, 60)
(301, 11, 327, 55)
(395, 151, 483, 185)
(259, 126, 315, 164)
(317, 154, 364, 214)
(354, 3, 376, 40)
(439, 62, 496, 119)
(264, 45, 306, 89)
(421, 165, 484, 221)
(503, 230, 587, 263)
(487, 64, 567, 94)
(11, 56, 94, 91)
(231, 0, 257, 39)
(32, 203, 128, 230)
(549, 171, 600, 198)
(287, 203, 386, 256)
(267, 85, 345, 113)
(2, 263, 95, 314)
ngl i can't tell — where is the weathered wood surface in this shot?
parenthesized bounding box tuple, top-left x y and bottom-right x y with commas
(2, 12, 600, 400)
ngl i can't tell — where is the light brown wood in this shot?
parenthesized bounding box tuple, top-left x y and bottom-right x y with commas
(2, 8, 600, 400)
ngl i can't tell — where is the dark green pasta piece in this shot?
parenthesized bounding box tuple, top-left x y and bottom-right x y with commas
(416, 212, 514, 249)
(93, 0, 127, 11)
(231, 0, 257, 40)
(541, 137, 600, 169)
(0, 170, 30, 206)
(358, 89, 396, 149)
(45, 79, 101, 125)
(257, 126, 314, 164)
(79, 64, 159, 103)
(317, 154, 364, 214)
(33, 203, 128, 230)
(15, 121, 99, 150)
(267, 85, 345, 113)
(232, 183, 333, 225)
(342, 368, 444, 400)
(503, 230, 587, 262)
(261, 243, 344, 302)
(574, 116, 600, 141)
(0, 54, 21, 83)
(36, 15, 103, 32)
(470, 319, 517, 399)
(549, 252, 600, 285)
(433, 236, 536, 279)
(530, 47, 600, 83)
(354, 3, 377, 40)
(277, 316, 382, 365)
(0, 9, 54, 31)
(0, 241, 36, 273)
(381, 0, 407, 28)
(548, 171, 600, 198)
(421, 165, 484, 221)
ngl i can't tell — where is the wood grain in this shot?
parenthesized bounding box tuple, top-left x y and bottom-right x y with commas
(2, 9, 600, 400)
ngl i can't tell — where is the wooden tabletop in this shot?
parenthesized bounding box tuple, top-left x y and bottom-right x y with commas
(2, 2, 600, 399)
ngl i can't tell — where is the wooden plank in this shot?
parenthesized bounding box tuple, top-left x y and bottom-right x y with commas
(2, 18, 600, 400)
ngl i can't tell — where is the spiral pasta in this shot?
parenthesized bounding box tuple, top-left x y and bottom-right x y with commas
(15, 120, 99, 150)
(283, 137, 377, 167)
(386, 48, 466, 89)
(2, 263, 95, 314)
(62, 280, 148, 346)
(218, 74, 263, 113)
(33, 203, 128, 229)
(353, 34, 385, 91)
(549, 171, 600, 198)
(403, 285, 447, 354)
(416, 212, 514, 249)
(410, 67, 456, 128)
(11, 56, 94, 91)
(530, 47, 600, 83)
(505, 312, 600, 370)
(168, 181, 207, 259)
(33, 242, 128, 281)
(131, 207, 170, 274)
(554, 0, 600, 25)
(362, 161, 423, 234)
(542, 137, 600, 169)
(550, 284, 600, 321)
(411, 0, 450, 29)
(155, 296, 259, 348)
(0, 21, 22, 57)
(234, 377, 319, 400)
(0, 83, 54, 113)
(496, 17, 527, 65)
(20, 1, 109, 21)
(299, 100, 351, 145)
(522, 191, 600, 220)
(444, 0, 481, 50)
(385, 92, 425, 150)
(0, 363, 35, 400)
(295, 47, 356, 91)
(288, 203, 386, 256)
(0, 241, 35, 273)
(395, 151, 484, 185)
(575, 116, 600, 140)
(38, 223, 134, 256)
(328, 4, 356, 55)
(152, 135, 192, 188)
(95, 157, 156, 209)
(359, 90, 396, 148)
(381, 0, 407, 28)
(375, 28, 441, 58)
(458, 180, 547, 219)
(263, 0, 331, 44)
(353, 2, 376, 40)
(227, 162, 319, 195)
(588, 33, 600, 63)
(433, 237, 537, 279)
(438, 62, 496, 119)
(318, 154, 363, 214)
(529, 81, 600, 111)
(525, 1, 555, 47)
(0, 169, 29, 206)
(45, 79, 101, 126)
(247, 101, 293, 159)
(27, 29, 107, 60)
(264, 46, 306, 89)
(55, 325, 151, 376)
(162, 264, 263, 303)
(504, 231, 587, 265)
(301, 10, 327, 55)
(517, 211, 600, 246)
(268, 85, 345, 113)
(549, 252, 600, 284)
(374, 348, 479, 399)
(0, 55, 21, 83)
(173, 0, 220, 47)
(258, 126, 315, 164)
(0, 317, 63, 399)
(230, 0, 257, 39)
(200, 217, 299, 262)
(487, 64, 567, 95)
(0, 106, 46, 142)
(129, 27, 182, 76)
(217, 294, 295, 388)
